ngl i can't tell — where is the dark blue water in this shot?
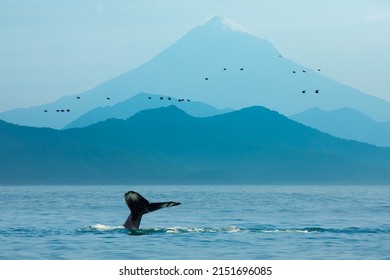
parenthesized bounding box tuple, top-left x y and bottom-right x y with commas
(0, 185, 389, 259)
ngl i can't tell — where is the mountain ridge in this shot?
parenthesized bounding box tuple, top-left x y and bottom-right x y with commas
(64, 92, 233, 129)
(291, 107, 390, 147)
(1, 105, 390, 185)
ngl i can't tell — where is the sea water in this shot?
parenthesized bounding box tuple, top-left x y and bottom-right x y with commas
(0, 185, 389, 260)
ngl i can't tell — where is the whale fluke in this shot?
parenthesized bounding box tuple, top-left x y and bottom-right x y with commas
(123, 191, 181, 229)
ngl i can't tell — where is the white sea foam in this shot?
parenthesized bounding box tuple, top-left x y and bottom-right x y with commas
(80, 224, 123, 232)
(163, 226, 243, 234)
(79, 224, 326, 234)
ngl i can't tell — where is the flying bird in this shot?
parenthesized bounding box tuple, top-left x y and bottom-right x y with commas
(315, 90, 320, 94)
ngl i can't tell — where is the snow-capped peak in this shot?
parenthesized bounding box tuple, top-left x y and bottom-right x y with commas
(202, 15, 251, 34)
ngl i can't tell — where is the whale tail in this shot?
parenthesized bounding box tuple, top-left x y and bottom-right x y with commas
(123, 191, 181, 229)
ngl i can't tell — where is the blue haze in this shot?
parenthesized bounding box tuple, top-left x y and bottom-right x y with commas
(1, 16, 390, 130)
(291, 107, 390, 147)
(1, 2, 390, 113)
(1, 185, 389, 260)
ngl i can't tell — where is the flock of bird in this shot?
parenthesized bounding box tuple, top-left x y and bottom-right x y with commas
(43, 55, 322, 113)
(204, 67, 244, 81)
(292, 68, 322, 94)
(202, 61, 322, 95)
(43, 93, 194, 113)
(43, 96, 111, 113)
(147, 96, 191, 102)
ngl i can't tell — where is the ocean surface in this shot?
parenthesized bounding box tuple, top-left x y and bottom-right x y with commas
(0, 185, 389, 260)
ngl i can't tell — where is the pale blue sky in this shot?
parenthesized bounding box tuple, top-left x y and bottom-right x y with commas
(1, 0, 390, 112)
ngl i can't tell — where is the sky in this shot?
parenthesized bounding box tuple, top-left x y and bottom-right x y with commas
(1, 0, 390, 112)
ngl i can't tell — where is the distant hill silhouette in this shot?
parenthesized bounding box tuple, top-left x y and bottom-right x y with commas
(1, 105, 390, 185)
(64, 92, 232, 129)
(291, 107, 390, 147)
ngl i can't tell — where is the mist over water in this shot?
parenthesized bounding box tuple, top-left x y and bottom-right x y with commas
(1, 185, 389, 259)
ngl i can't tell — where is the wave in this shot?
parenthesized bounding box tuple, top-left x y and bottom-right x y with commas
(77, 225, 243, 235)
(4, 225, 387, 238)
(77, 224, 390, 236)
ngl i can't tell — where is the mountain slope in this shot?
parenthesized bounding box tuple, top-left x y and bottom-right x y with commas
(291, 107, 390, 147)
(64, 92, 232, 129)
(1, 105, 390, 185)
(1, 15, 390, 129)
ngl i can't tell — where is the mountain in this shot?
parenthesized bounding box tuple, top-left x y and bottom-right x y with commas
(1, 15, 390, 129)
(291, 107, 390, 147)
(1, 105, 390, 185)
(64, 92, 232, 129)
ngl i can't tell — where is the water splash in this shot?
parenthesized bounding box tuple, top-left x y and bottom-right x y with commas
(81, 224, 123, 231)
(78, 224, 127, 234)
(77, 224, 390, 236)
